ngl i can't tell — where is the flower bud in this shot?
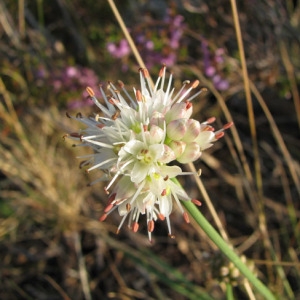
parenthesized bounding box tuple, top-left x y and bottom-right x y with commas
(177, 142, 201, 163)
(147, 125, 165, 144)
(166, 119, 187, 141)
(195, 131, 215, 150)
(150, 111, 165, 128)
(181, 119, 201, 142)
(159, 145, 176, 163)
(165, 102, 193, 123)
(168, 140, 186, 158)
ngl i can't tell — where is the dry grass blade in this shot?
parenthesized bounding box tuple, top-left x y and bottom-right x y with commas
(107, 0, 146, 70)
(279, 41, 300, 130)
(249, 79, 300, 198)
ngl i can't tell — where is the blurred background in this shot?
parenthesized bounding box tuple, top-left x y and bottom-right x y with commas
(0, 0, 299, 299)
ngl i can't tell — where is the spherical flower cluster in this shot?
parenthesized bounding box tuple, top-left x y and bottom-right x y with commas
(66, 66, 232, 241)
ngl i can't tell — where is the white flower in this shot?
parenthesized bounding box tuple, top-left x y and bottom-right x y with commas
(66, 66, 232, 241)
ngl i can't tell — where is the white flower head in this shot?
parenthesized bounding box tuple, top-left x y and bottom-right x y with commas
(66, 66, 232, 241)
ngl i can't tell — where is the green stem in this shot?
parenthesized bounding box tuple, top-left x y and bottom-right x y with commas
(182, 201, 276, 300)
(226, 283, 234, 300)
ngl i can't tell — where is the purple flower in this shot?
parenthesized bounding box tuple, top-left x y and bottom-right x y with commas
(106, 39, 131, 59)
(201, 40, 229, 91)
(212, 75, 229, 91)
(205, 66, 216, 77)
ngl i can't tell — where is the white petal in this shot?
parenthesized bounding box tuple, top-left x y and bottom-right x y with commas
(118, 200, 130, 216)
(113, 176, 136, 202)
(158, 145, 176, 163)
(168, 180, 191, 201)
(149, 144, 165, 160)
(195, 131, 215, 148)
(123, 140, 144, 155)
(149, 125, 165, 144)
(160, 165, 182, 178)
(159, 195, 172, 216)
(131, 161, 149, 183)
(177, 142, 201, 164)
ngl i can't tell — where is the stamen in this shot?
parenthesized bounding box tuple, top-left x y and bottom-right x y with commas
(140, 123, 147, 145)
(80, 139, 114, 149)
(140, 68, 154, 94)
(160, 65, 166, 91)
(204, 117, 216, 124)
(107, 82, 118, 99)
(183, 211, 190, 223)
(117, 213, 129, 233)
(141, 68, 149, 78)
(112, 111, 120, 120)
(134, 207, 140, 223)
(108, 97, 119, 105)
(117, 80, 124, 88)
(223, 122, 234, 130)
(70, 133, 83, 139)
(166, 215, 172, 236)
(99, 214, 107, 222)
(170, 80, 190, 105)
(86, 87, 113, 117)
(192, 199, 202, 206)
(129, 180, 146, 206)
(99, 84, 116, 113)
(176, 83, 195, 104)
(117, 80, 137, 108)
(163, 72, 173, 105)
(158, 65, 165, 77)
(104, 203, 114, 213)
(213, 122, 233, 140)
(86, 86, 95, 97)
(108, 193, 116, 204)
(86, 174, 109, 186)
(132, 221, 139, 232)
(158, 213, 165, 221)
(148, 220, 155, 232)
(139, 69, 148, 96)
(136, 89, 142, 102)
(127, 209, 134, 229)
(202, 125, 214, 131)
(215, 131, 225, 139)
(86, 157, 116, 172)
(179, 169, 202, 177)
(153, 72, 161, 94)
(191, 80, 200, 88)
(186, 87, 207, 102)
(172, 193, 184, 214)
(79, 160, 89, 168)
(185, 101, 193, 110)
(105, 158, 135, 191)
